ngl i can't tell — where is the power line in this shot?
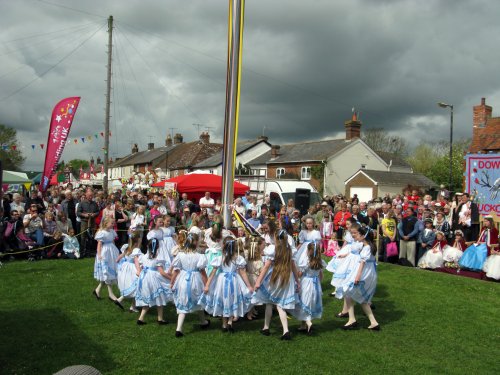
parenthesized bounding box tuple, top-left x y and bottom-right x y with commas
(35, 0, 107, 19)
(115, 25, 206, 125)
(0, 23, 102, 80)
(0, 20, 102, 44)
(0, 22, 105, 102)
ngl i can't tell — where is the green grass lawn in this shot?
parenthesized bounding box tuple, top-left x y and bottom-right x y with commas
(0, 259, 499, 375)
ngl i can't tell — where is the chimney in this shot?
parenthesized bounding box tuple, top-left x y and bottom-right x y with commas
(96, 156, 102, 165)
(271, 145, 280, 158)
(108, 157, 113, 164)
(199, 131, 210, 144)
(174, 133, 183, 144)
(90, 156, 94, 166)
(165, 134, 173, 147)
(132, 143, 139, 153)
(147, 142, 154, 150)
(471, 97, 493, 153)
(344, 110, 362, 141)
(473, 97, 492, 129)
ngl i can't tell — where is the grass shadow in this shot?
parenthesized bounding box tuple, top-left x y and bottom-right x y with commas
(0, 309, 116, 375)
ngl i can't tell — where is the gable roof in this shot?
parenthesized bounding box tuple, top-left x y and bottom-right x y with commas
(375, 151, 411, 169)
(110, 145, 178, 168)
(247, 139, 351, 165)
(345, 169, 437, 187)
(194, 138, 271, 168)
(152, 141, 223, 170)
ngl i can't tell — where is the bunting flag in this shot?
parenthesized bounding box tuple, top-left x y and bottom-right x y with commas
(9, 129, 112, 151)
(40, 96, 81, 192)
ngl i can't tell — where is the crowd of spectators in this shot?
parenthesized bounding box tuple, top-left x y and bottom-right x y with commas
(1, 184, 497, 274)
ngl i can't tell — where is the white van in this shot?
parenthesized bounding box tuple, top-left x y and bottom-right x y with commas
(237, 178, 321, 214)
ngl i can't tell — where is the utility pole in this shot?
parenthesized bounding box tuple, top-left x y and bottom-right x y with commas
(103, 15, 113, 195)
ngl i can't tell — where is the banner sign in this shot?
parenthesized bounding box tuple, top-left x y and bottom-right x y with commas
(40, 97, 81, 191)
(465, 153, 500, 216)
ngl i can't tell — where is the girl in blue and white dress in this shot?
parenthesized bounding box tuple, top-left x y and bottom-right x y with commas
(116, 230, 142, 312)
(326, 218, 359, 274)
(335, 225, 379, 331)
(252, 229, 300, 340)
(204, 216, 233, 276)
(93, 217, 120, 302)
(135, 238, 173, 325)
(160, 215, 176, 263)
(291, 240, 324, 335)
(294, 217, 321, 265)
(146, 216, 164, 256)
(171, 233, 210, 337)
(200, 237, 254, 332)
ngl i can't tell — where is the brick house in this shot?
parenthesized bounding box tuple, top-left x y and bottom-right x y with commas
(470, 98, 500, 153)
(247, 112, 413, 196)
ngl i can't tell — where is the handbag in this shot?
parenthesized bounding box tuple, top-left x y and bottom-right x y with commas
(386, 241, 398, 257)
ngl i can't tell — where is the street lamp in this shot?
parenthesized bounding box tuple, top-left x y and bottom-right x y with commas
(437, 102, 454, 191)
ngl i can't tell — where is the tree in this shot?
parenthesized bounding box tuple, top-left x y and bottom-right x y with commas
(0, 124, 25, 171)
(362, 128, 408, 157)
(407, 139, 470, 192)
(57, 159, 90, 175)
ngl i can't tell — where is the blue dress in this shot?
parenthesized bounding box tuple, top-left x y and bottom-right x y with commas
(251, 246, 297, 310)
(172, 252, 207, 313)
(93, 230, 119, 284)
(291, 257, 324, 321)
(135, 255, 172, 307)
(294, 229, 322, 267)
(459, 229, 490, 271)
(199, 255, 252, 317)
(335, 245, 377, 304)
(161, 226, 176, 262)
(117, 246, 142, 298)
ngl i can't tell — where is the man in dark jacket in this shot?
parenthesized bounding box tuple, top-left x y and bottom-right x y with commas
(397, 207, 420, 266)
(77, 189, 99, 257)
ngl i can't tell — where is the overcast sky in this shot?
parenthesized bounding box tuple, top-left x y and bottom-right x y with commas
(1, 0, 499, 171)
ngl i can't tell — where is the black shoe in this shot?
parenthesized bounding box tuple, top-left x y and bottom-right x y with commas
(280, 332, 291, 341)
(157, 320, 168, 325)
(175, 331, 184, 338)
(114, 300, 124, 310)
(367, 325, 381, 331)
(222, 327, 229, 333)
(137, 320, 147, 325)
(336, 312, 349, 318)
(260, 328, 270, 336)
(200, 320, 211, 329)
(342, 321, 358, 330)
(108, 297, 115, 302)
(227, 325, 235, 333)
(93, 290, 102, 300)
(307, 325, 314, 336)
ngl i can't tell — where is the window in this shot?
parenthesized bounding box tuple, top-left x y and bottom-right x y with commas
(276, 168, 285, 178)
(301, 166, 311, 180)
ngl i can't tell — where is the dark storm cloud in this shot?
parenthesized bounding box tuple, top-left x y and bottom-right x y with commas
(1, 0, 499, 170)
